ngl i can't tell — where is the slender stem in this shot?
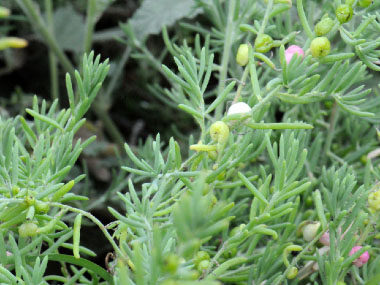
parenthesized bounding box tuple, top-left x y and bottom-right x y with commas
(103, 47, 131, 101)
(215, 0, 236, 119)
(296, 0, 314, 40)
(50, 202, 123, 258)
(45, 0, 59, 105)
(18, 0, 75, 76)
(83, 0, 96, 55)
(17, 0, 126, 149)
(357, 213, 379, 245)
(273, 229, 327, 285)
(233, 65, 249, 103)
(258, 0, 273, 36)
(92, 102, 125, 151)
(322, 101, 339, 165)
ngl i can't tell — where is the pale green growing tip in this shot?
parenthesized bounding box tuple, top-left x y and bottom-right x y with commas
(359, 0, 372, 7)
(0, 37, 28, 51)
(236, 44, 249, 66)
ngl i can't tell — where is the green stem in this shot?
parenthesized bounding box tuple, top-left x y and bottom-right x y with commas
(357, 213, 379, 245)
(17, 0, 126, 150)
(103, 47, 131, 101)
(233, 65, 250, 103)
(322, 101, 339, 165)
(44, 0, 59, 105)
(258, 0, 273, 36)
(83, 0, 96, 55)
(296, 0, 315, 40)
(273, 229, 327, 285)
(50, 202, 123, 258)
(18, 0, 75, 75)
(215, 0, 236, 119)
(92, 103, 125, 151)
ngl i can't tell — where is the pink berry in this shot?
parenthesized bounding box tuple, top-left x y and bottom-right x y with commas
(285, 45, 304, 64)
(349, 246, 370, 267)
(319, 231, 330, 246)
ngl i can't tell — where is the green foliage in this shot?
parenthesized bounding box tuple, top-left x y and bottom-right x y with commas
(1, 0, 380, 284)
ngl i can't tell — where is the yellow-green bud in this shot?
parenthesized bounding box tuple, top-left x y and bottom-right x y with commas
(163, 254, 180, 274)
(302, 222, 320, 242)
(359, 0, 372, 7)
(19, 222, 39, 237)
(197, 259, 210, 271)
(210, 121, 229, 144)
(195, 251, 210, 266)
(25, 195, 35, 206)
(35, 201, 50, 213)
(223, 247, 237, 258)
(236, 44, 249, 66)
(368, 189, 380, 212)
(315, 16, 335, 36)
(310, 37, 331, 58)
(286, 266, 298, 279)
(254, 34, 273, 53)
(345, 0, 355, 5)
(336, 4, 353, 24)
(0, 7, 10, 18)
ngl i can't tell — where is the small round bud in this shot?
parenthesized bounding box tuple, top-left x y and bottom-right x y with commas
(310, 37, 331, 58)
(236, 44, 249, 66)
(336, 4, 353, 24)
(284, 45, 304, 64)
(163, 254, 180, 274)
(223, 247, 237, 258)
(227, 102, 252, 116)
(302, 222, 320, 242)
(286, 266, 298, 279)
(217, 170, 226, 181)
(35, 201, 50, 213)
(210, 121, 229, 144)
(229, 224, 246, 237)
(0, 7, 10, 18)
(19, 223, 39, 237)
(315, 16, 335, 36)
(25, 195, 35, 206)
(359, 0, 372, 7)
(368, 189, 380, 212)
(197, 259, 210, 271)
(254, 34, 273, 53)
(195, 251, 210, 265)
(349, 246, 370, 267)
(208, 150, 218, 160)
(319, 231, 330, 246)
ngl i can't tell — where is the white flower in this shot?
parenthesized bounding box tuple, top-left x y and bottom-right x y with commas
(227, 102, 251, 116)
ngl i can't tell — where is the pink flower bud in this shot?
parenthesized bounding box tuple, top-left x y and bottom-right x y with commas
(285, 45, 304, 64)
(319, 231, 330, 246)
(349, 246, 370, 267)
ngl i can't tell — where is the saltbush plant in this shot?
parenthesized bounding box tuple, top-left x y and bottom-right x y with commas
(1, 0, 380, 284)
